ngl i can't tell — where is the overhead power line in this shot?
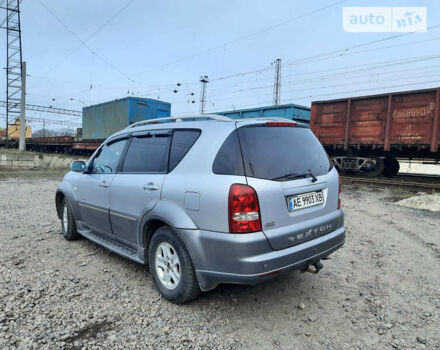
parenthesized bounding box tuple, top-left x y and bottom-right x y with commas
(208, 23, 440, 84)
(37, 0, 135, 82)
(205, 62, 435, 95)
(206, 54, 440, 99)
(31, 0, 137, 88)
(44, 27, 440, 105)
(97, 23, 440, 98)
(206, 71, 440, 104)
(105, 0, 347, 82)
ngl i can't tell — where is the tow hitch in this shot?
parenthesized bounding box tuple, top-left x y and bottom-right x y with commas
(302, 260, 323, 274)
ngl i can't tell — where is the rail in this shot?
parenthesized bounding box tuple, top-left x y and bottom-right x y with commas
(341, 174, 440, 193)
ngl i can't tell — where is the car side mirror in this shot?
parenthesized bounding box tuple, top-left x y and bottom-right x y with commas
(70, 160, 86, 173)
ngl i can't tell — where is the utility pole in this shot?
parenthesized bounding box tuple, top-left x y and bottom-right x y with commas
(2, 0, 24, 148)
(19, 61, 26, 151)
(272, 58, 281, 106)
(199, 75, 209, 114)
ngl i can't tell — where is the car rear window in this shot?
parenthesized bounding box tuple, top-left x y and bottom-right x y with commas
(169, 130, 201, 171)
(237, 125, 331, 181)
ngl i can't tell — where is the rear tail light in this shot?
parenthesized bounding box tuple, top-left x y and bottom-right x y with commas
(338, 177, 342, 209)
(266, 121, 297, 127)
(228, 184, 262, 233)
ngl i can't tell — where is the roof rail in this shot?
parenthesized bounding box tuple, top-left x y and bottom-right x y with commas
(126, 114, 232, 129)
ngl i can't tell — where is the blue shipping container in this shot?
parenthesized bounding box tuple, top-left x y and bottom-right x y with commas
(217, 104, 310, 124)
(82, 97, 171, 140)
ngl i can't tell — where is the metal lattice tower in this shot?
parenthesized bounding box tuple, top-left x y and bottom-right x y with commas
(1, 0, 23, 147)
(199, 75, 209, 114)
(272, 58, 281, 106)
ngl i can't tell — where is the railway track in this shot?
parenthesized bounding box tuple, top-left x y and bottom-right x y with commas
(341, 174, 440, 193)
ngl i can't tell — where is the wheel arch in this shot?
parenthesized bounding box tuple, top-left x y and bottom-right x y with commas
(141, 217, 169, 255)
(55, 190, 65, 219)
(140, 215, 191, 252)
(138, 202, 198, 264)
(55, 183, 80, 221)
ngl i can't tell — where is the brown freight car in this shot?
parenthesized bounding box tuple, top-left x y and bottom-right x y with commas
(311, 87, 440, 176)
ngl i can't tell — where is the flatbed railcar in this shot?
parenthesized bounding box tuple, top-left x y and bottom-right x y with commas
(25, 136, 101, 155)
(0, 135, 102, 155)
(310, 87, 440, 176)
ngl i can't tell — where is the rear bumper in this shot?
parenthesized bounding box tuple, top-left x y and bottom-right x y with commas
(178, 225, 345, 291)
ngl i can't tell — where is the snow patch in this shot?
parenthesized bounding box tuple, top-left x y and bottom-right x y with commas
(396, 194, 440, 212)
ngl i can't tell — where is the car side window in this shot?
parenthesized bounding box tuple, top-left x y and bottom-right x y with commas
(121, 132, 171, 173)
(212, 130, 245, 176)
(92, 139, 127, 174)
(169, 130, 201, 171)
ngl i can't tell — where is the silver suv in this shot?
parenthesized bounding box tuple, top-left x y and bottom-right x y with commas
(56, 115, 345, 303)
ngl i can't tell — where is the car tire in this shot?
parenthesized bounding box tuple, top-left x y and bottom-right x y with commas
(61, 198, 81, 241)
(149, 226, 201, 304)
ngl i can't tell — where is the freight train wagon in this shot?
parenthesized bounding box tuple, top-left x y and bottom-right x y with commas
(310, 87, 440, 176)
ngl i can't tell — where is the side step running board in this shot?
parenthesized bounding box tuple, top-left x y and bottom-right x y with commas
(79, 229, 144, 264)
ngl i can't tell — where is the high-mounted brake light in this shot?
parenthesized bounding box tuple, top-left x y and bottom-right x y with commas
(228, 184, 262, 233)
(266, 121, 297, 127)
(338, 177, 342, 209)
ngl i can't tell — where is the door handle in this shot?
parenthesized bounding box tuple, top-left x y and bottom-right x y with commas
(99, 181, 109, 188)
(143, 183, 159, 191)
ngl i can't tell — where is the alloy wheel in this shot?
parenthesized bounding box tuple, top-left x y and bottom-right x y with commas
(155, 242, 181, 290)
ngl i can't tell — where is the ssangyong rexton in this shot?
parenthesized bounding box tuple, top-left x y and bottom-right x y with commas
(56, 115, 345, 303)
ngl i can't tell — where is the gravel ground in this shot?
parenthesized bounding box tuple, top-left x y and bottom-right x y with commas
(0, 174, 439, 349)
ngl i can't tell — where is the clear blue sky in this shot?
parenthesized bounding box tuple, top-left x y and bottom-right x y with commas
(1, 0, 440, 129)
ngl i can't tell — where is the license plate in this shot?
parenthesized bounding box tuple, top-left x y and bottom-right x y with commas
(287, 191, 324, 211)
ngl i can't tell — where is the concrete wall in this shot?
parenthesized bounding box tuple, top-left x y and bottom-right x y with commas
(0, 152, 87, 169)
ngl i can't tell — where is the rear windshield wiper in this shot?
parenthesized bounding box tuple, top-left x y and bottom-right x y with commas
(271, 172, 299, 181)
(272, 169, 318, 182)
(305, 169, 318, 182)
